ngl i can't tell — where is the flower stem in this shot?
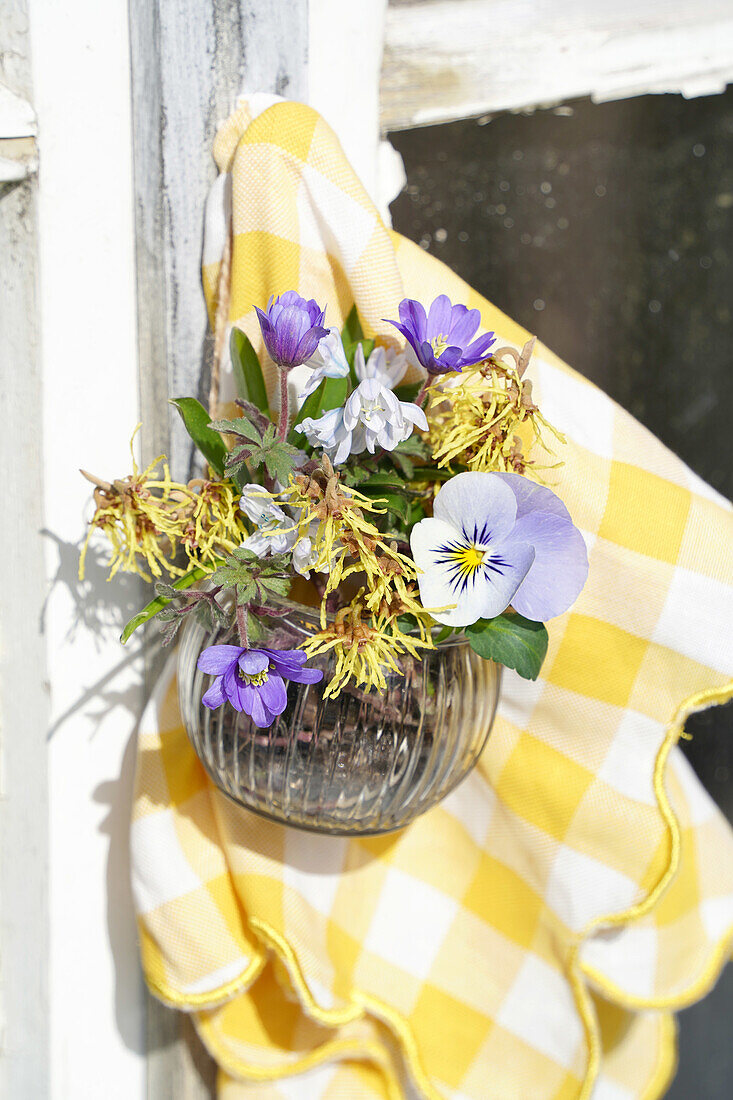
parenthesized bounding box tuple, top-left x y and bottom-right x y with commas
(416, 377, 432, 407)
(277, 368, 290, 441)
(236, 603, 250, 648)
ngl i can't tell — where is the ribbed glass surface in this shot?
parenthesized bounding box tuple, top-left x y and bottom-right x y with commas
(178, 600, 500, 835)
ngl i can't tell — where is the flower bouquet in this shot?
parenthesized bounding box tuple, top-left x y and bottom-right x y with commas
(81, 292, 588, 833)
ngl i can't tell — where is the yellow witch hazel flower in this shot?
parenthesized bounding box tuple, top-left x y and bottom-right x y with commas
(373, 583, 436, 652)
(428, 338, 564, 476)
(79, 291, 589, 712)
(252, 455, 438, 696)
(179, 477, 246, 569)
(79, 426, 246, 582)
(303, 589, 434, 699)
(268, 455, 417, 622)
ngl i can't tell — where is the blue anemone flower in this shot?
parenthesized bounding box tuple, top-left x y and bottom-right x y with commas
(386, 294, 496, 375)
(198, 644, 323, 727)
(254, 291, 328, 370)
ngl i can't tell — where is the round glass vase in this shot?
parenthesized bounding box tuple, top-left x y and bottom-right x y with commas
(178, 598, 501, 836)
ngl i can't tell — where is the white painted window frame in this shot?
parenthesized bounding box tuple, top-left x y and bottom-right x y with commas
(1, 1, 731, 1097)
(381, 0, 733, 131)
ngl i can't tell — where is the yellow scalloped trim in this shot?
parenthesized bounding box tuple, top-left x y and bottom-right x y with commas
(582, 924, 733, 1011)
(145, 949, 266, 1010)
(144, 680, 732, 1099)
(642, 1014, 677, 1100)
(247, 917, 445, 1100)
(196, 1025, 405, 1100)
(569, 679, 733, 1100)
(248, 918, 364, 1028)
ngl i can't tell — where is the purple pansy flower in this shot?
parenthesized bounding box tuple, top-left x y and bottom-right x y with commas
(198, 644, 323, 727)
(254, 291, 328, 370)
(410, 471, 588, 627)
(386, 294, 496, 376)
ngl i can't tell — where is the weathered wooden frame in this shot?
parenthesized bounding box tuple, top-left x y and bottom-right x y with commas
(382, 0, 733, 132)
(127, 2, 308, 1094)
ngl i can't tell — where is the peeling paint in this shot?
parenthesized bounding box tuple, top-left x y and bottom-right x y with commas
(382, 0, 733, 131)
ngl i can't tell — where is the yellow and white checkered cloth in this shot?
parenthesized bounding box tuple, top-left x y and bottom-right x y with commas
(132, 99, 733, 1099)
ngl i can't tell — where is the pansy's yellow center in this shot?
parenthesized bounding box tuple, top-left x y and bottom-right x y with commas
(460, 546, 485, 570)
(434, 541, 488, 592)
(239, 668, 269, 686)
(430, 333, 449, 357)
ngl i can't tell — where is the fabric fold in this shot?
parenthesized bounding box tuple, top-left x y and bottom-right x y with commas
(131, 98, 733, 1099)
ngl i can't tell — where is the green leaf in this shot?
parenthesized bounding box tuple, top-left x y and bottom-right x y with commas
(390, 450, 414, 480)
(389, 433, 431, 479)
(170, 398, 229, 477)
(341, 304, 364, 346)
(290, 380, 326, 434)
(321, 375, 349, 413)
(359, 471, 410, 492)
(247, 611, 266, 644)
(234, 400, 272, 436)
(401, 462, 468, 486)
(289, 375, 348, 440)
(344, 338, 375, 388)
(407, 499, 427, 526)
(466, 613, 548, 680)
(120, 564, 214, 643)
(394, 382, 421, 404)
(211, 415, 262, 443)
(344, 336, 373, 364)
(211, 548, 292, 607)
(154, 582, 180, 599)
(370, 491, 410, 522)
(394, 433, 431, 458)
(260, 427, 302, 485)
(213, 410, 300, 485)
(230, 328, 270, 414)
(416, 465, 461, 482)
(339, 462, 373, 487)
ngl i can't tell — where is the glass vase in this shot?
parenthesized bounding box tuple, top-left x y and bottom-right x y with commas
(177, 598, 500, 836)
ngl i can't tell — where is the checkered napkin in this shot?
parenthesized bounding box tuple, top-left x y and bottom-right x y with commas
(131, 98, 733, 1099)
